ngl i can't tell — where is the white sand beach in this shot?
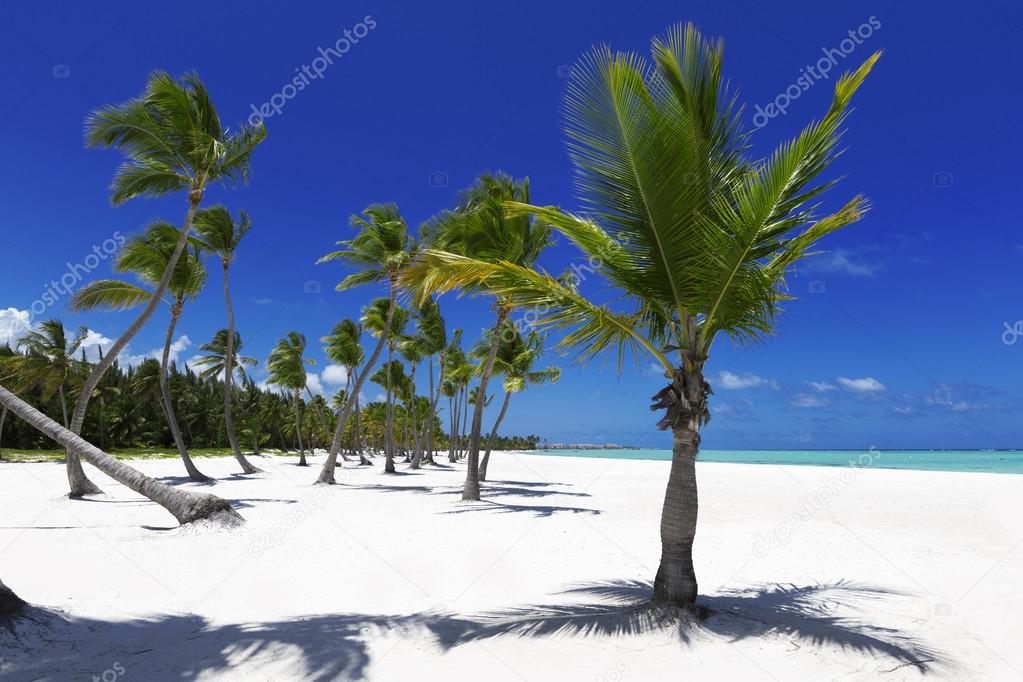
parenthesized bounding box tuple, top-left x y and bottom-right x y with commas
(1, 452, 1021, 681)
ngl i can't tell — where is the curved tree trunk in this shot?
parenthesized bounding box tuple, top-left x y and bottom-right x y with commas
(0, 384, 243, 526)
(316, 285, 395, 484)
(294, 390, 307, 466)
(68, 195, 203, 497)
(651, 364, 706, 606)
(479, 390, 512, 482)
(462, 306, 508, 501)
(0, 576, 27, 620)
(160, 304, 207, 481)
(221, 261, 260, 474)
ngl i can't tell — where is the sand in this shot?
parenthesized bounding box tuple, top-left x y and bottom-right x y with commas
(1, 451, 1021, 681)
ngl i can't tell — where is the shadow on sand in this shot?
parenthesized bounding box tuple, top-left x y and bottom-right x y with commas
(1, 579, 945, 681)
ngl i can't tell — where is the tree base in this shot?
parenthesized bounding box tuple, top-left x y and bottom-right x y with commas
(0, 579, 27, 621)
(177, 494, 245, 527)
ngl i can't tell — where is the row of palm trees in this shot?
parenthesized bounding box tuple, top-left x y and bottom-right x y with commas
(0, 23, 880, 606)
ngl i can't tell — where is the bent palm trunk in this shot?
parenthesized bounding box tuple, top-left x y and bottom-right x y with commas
(479, 390, 511, 481)
(463, 306, 508, 501)
(651, 364, 708, 606)
(0, 385, 242, 526)
(68, 195, 202, 497)
(160, 304, 208, 481)
(221, 262, 260, 474)
(0, 405, 7, 458)
(316, 286, 395, 483)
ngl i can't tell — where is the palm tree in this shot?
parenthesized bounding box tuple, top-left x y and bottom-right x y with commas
(408, 298, 446, 468)
(0, 343, 15, 459)
(0, 385, 242, 526)
(439, 333, 470, 462)
(409, 172, 552, 500)
(193, 329, 257, 381)
(322, 319, 365, 464)
(56, 71, 264, 497)
(471, 323, 560, 480)
(193, 206, 261, 474)
(397, 334, 425, 464)
(314, 204, 413, 483)
(267, 332, 315, 465)
(13, 320, 87, 429)
(363, 299, 409, 473)
(72, 223, 210, 481)
(404, 25, 878, 604)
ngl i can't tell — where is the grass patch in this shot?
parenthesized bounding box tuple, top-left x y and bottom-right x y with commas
(0, 448, 293, 463)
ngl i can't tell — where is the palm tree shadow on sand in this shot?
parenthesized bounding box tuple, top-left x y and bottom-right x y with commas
(434, 579, 946, 674)
(2, 580, 946, 680)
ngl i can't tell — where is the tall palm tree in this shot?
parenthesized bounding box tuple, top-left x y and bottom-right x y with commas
(322, 319, 365, 464)
(363, 298, 409, 473)
(314, 204, 413, 483)
(193, 206, 261, 474)
(397, 334, 425, 464)
(57, 71, 264, 497)
(405, 25, 878, 604)
(409, 172, 552, 500)
(267, 332, 315, 465)
(192, 329, 257, 380)
(409, 298, 446, 468)
(471, 323, 560, 480)
(14, 320, 87, 429)
(439, 334, 470, 463)
(72, 223, 210, 481)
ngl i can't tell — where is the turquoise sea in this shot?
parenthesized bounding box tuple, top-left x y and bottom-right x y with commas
(529, 448, 1023, 474)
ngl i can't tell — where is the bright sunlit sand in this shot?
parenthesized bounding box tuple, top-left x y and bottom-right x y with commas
(2, 453, 1020, 680)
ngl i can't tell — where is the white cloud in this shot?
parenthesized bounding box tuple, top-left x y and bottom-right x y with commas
(716, 370, 776, 390)
(805, 249, 879, 277)
(305, 373, 324, 396)
(321, 364, 350, 386)
(808, 380, 836, 392)
(792, 393, 829, 408)
(837, 376, 886, 393)
(0, 308, 32, 345)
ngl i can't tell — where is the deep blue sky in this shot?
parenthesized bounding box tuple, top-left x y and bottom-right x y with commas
(1, 1, 1021, 450)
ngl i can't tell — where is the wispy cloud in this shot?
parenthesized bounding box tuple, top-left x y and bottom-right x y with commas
(803, 249, 880, 277)
(808, 380, 837, 392)
(837, 376, 885, 393)
(717, 370, 778, 390)
(792, 393, 829, 408)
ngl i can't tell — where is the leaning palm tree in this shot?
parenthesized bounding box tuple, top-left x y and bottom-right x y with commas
(405, 25, 879, 604)
(363, 298, 409, 473)
(322, 319, 364, 463)
(72, 223, 210, 481)
(471, 323, 560, 480)
(0, 386, 242, 526)
(314, 204, 414, 483)
(412, 301, 447, 467)
(193, 206, 261, 474)
(267, 332, 315, 465)
(13, 320, 87, 429)
(410, 172, 552, 500)
(60, 71, 264, 496)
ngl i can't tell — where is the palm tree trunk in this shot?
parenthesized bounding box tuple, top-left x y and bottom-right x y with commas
(58, 384, 69, 428)
(479, 390, 512, 481)
(222, 261, 260, 474)
(463, 306, 508, 501)
(651, 365, 706, 606)
(460, 383, 470, 459)
(0, 405, 7, 459)
(384, 336, 396, 474)
(67, 194, 203, 497)
(0, 384, 242, 526)
(316, 284, 396, 483)
(294, 390, 307, 465)
(0, 576, 27, 620)
(160, 303, 208, 481)
(354, 391, 369, 465)
(448, 393, 457, 463)
(425, 358, 437, 465)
